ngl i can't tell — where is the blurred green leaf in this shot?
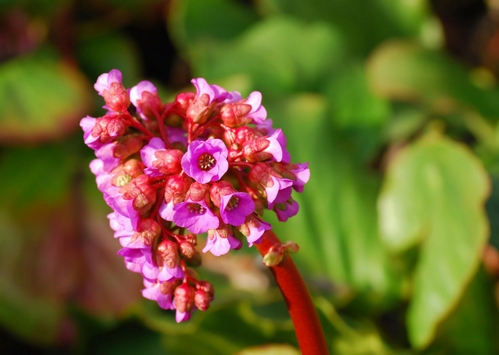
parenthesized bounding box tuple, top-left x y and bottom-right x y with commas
(169, 0, 259, 50)
(367, 41, 499, 120)
(180, 16, 346, 95)
(256, 0, 430, 56)
(0, 50, 91, 144)
(77, 32, 141, 89)
(0, 144, 142, 345)
(236, 344, 300, 355)
(266, 93, 402, 307)
(432, 268, 498, 355)
(137, 300, 297, 355)
(378, 131, 490, 347)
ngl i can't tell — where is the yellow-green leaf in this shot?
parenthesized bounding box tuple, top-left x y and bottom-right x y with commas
(378, 132, 490, 347)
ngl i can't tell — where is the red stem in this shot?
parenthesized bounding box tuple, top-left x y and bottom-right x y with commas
(255, 230, 329, 355)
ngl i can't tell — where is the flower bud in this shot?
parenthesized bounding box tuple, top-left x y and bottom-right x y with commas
(249, 162, 273, 188)
(194, 290, 212, 311)
(153, 149, 183, 175)
(179, 240, 196, 259)
(157, 239, 180, 268)
(209, 180, 235, 207)
(220, 103, 252, 127)
(136, 91, 164, 119)
(103, 82, 130, 113)
(235, 126, 260, 145)
(186, 182, 210, 203)
(122, 159, 145, 178)
(175, 92, 195, 113)
(160, 279, 181, 295)
(130, 218, 161, 246)
(186, 94, 211, 124)
(184, 233, 197, 246)
(243, 136, 282, 163)
(113, 135, 144, 159)
(164, 174, 193, 204)
(174, 283, 196, 313)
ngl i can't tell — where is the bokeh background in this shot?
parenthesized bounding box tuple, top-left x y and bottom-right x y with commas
(1, 0, 499, 354)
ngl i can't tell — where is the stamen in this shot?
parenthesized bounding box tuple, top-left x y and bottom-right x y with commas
(187, 203, 206, 214)
(226, 196, 240, 211)
(198, 153, 217, 171)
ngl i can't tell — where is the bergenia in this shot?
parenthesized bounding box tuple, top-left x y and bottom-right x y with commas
(81, 71, 310, 322)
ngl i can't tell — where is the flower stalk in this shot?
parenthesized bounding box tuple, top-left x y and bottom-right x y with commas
(256, 230, 329, 355)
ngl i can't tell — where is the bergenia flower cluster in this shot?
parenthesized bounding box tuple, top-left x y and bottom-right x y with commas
(81, 70, 310, 322)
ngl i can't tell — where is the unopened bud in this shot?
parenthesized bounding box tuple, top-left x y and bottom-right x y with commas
(186, 182, 210, 203)
(160, 279, 181, 295)
(174, 283, 196, 313)
(103, 82, 130, 112)
(179, 240, 196, 259)
(220, 103, 252, 127)
(209, 180, 235, 207)
(243, 137, 279, 163)
(194, 290, 212, 311)
(114, 135, 144, 159)
(153, 149, 183, 175)
(175, 92, 195, 112)
(186, 94, 211, 124)
(130, 218, 161, 246)
(157, 239, 180, 268)
(196, 280, 214, 296)
(164, 174, 193, 204)
(122, 159, 145, 177)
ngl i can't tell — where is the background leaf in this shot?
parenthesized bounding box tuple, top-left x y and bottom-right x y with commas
(378, 131, 490, 347)
(0, 50, 91, 144)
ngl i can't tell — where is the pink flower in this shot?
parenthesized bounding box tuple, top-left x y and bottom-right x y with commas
(203, 227, 242, 256)
(173, 200, 219, 234)
(274, 199, 299, 222)
(94, 69, 123, 96)
(191, 78, 230, 104)
(142, 279, 175, 310)
(238, 215, 272, 247)
(242, 91, 267, 124)
(130, 81, 163, 119)
(181, 139, 229, 183)
(290, 163, 310, 193)
(219, 192, 255, 226)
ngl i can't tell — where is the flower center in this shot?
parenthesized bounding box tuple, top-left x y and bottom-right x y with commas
(187, 203, 206, 214)
(226, 196, 239, 211)
(198, 153, 216, 171)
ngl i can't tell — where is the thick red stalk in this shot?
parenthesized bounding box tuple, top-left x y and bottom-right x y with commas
(255, 230, 329, 355)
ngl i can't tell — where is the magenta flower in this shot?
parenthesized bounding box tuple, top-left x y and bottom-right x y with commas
(181, 139, 229, 183)
(80, 116, 100, 149)
(238, 215, 272, 247)
(219, 192, 255, 226)
(191, 78, 231, 103)
(290, 163, 310, 193)
(142, 280, 175, 310)
(202, 228, 242, 256)
(274, 199, 299, 222)
(140, 137, 166, 177)
(94, 69, 123, 96)
(242, 91, 267, 124)
(130, 80, 157, 107)
(173, 200, 219, 234)
(265, 176, 294, 205)
(82, 72, 310, 322)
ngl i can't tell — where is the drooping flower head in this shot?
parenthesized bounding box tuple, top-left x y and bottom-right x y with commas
(81, 72, 309, 322)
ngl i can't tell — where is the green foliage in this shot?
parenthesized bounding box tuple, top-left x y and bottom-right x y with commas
(379, 131, 490, 347)
(1, 0, 499, 353)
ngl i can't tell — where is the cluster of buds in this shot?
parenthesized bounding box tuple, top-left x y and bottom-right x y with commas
(81, 70, 310, 322)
